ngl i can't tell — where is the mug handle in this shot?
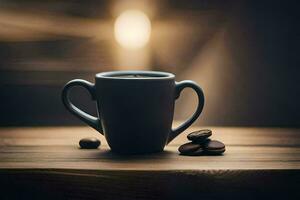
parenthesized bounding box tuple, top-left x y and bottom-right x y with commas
(61, 79, 103, 134)
(167, 80, 204, 144)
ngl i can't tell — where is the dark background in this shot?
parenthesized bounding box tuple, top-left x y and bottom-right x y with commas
(0, 0, 299, 127)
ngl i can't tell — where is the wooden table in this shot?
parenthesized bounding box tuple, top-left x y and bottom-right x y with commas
(0, 126, 300, 199)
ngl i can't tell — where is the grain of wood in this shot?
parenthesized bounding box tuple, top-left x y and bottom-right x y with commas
(1, 126, 300, 199)
(0, 126, 299, 170)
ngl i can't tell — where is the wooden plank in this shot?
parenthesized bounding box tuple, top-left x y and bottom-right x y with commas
(0, 126, 300, 170)
(0, 126, 300, 199)
(1, 126, 300, 146)
(0, 169, 299, 200)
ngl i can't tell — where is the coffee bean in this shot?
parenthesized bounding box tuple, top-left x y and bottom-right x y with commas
(187, 147, 205, 156)
(79, 137, 101, 149)
(178, 142, 201, 154)
(205, 147, 226, 155)
(194, 138, 211, 145)
(204, 140, 225, 150)
(187, 129, 212, 142)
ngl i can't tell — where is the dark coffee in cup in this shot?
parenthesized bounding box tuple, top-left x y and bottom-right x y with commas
(62, 71, 204, 154)
(110, 74, 149, 78)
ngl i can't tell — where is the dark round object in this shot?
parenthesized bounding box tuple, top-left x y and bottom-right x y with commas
(205, 147, 226, 155)
(79, 137, 101, 149)
(187, 129, 212, 142)
(204, 140, 225, 150)
(194, 138, 211, 145)
(186, 147, 205, 156)
(178, 142, 201, 154)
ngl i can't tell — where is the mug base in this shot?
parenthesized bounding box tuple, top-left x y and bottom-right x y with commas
(109, 147, 164, 155)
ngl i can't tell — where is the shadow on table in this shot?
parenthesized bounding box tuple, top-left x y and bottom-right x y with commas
(93, 149, 176, 160)
(87, 149, 223, 162)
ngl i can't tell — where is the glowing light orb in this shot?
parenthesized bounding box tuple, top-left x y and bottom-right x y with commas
(114, 10, 151, 49)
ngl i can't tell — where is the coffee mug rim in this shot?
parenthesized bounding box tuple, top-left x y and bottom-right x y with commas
(96, 70, 175, 80)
